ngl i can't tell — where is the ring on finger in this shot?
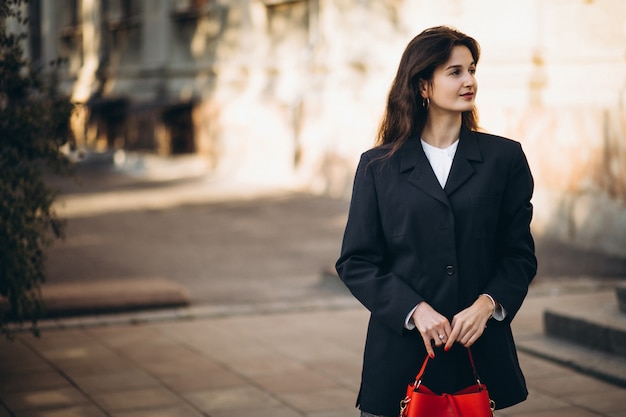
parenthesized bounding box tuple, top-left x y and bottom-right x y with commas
(438, 334, 445, 340)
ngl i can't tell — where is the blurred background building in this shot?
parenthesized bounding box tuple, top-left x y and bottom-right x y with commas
(19, 0, 626, 257)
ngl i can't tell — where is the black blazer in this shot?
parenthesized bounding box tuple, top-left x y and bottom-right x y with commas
(336, 127, 537, 417)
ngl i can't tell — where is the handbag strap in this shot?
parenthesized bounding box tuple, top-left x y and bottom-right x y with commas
(412, 348, 483, 390)
(466, 348, 483, 387)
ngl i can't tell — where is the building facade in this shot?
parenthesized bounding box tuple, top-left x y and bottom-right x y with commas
(20, 0, 626, 256)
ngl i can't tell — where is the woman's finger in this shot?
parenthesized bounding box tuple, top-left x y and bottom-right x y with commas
(432, 331, 444, 347)
(445, 320, 462, 350)
(421, 333, 435, 358)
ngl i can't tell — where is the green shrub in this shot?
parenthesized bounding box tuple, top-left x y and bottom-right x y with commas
(1, 0, 73, 337)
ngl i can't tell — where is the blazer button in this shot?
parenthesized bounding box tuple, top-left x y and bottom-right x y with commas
(445, 265, 455, 275)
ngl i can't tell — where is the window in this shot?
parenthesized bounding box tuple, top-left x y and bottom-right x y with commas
(28, 0, 42, 66)
(59, 0, 82, 42)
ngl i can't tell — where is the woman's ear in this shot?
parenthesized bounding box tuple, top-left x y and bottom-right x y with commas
(418, 79, 429, 99)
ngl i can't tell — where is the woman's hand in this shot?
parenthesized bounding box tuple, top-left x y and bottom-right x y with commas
(445, 295, 495, 350)
(412, 302, 452, 358)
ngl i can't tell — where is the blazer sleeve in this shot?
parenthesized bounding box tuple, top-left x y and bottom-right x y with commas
(483, 142, 537, 321)
(335, 152, 424, 334)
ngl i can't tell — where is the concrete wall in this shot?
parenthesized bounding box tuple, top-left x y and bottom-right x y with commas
(32, 0, 626, 256)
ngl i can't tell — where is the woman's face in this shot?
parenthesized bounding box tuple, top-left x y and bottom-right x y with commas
(421, 45, 477, 115)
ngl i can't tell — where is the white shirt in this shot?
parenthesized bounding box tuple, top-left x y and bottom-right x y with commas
(421, 138, 459, 188)
(404, 139, 505, 330)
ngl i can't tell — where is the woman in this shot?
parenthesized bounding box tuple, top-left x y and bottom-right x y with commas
(335, 26, 537, 417)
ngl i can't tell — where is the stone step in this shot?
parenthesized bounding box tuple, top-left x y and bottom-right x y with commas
(515, 290, 626, 388)
(543, 291, 626, 357)
(40, 278, 191, 318)
(617, 284, 626, 313)
(516, 334, 626, 388)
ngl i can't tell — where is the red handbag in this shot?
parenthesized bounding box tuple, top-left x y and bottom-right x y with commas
(399, 349, 495, 417)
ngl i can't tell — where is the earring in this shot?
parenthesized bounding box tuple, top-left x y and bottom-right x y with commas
(422, 97, 430, 110)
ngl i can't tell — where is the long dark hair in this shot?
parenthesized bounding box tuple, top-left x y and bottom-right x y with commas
(376, 26, 481, 157)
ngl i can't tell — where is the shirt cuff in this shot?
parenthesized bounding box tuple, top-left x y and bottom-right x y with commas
(405, 305, 418, 330)
(481, 293, 506, 321)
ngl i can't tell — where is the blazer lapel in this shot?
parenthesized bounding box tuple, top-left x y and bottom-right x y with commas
(444, 127, 483, 196)
(400, 137, 450, 207)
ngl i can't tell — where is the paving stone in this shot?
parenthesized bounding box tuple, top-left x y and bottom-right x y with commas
(279, 341, 359, 364)
(71, 370, 161, 393)
(502, 390, 569, 415)
(0, 340, 54, 375)
(0, 370, 73, 395)
(528, 372, 616, 397)
(278, 387, 357, 414)
(503, 406, 606, 417)
(305, 359, 363, 387)
(91, 387, 182, 412)
(209, 406, 302, 417)
(184, 386, 282, 413)
(88, 325, 167, 348)
(60, 355, 135, 377)
(109, 403, 206, 417)
(18, 330, 99, 352)
(187, 340, 276, 365)
(33, 344, 113, 362)
(516, 352, 575, 379)
(226, 354, 308, 377)
(150, 355, 224, 374)
(16, 405, 109, 417)
(250, 368, 341, 394)
(20, 340, 133, 378)
(566, 388, 626, 414)
(1, 387, 90, 412)
(158, 368, 248, 393)
(306, 409, 361, 417)
(127, 353, 222, 376)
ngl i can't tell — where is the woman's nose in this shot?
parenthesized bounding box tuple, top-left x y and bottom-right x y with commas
(464, 73, 475, 86)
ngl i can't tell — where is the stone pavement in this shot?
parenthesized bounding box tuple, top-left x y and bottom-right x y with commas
(1, 290, 626, 417)
(1, 157, 625, 416)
